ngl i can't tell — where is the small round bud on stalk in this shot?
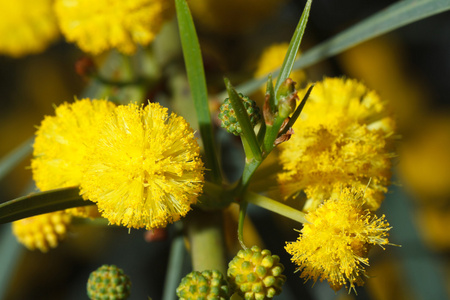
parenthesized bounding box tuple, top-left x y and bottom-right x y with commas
(228, 246, 286, 300)
(87, 265, 131, 300)
(218, 94, 261, 136)
(276, 78, 298, 119)
(176, 270, 230, 300)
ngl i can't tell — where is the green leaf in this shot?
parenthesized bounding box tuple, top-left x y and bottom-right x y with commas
(0, 187, 93, 224)
(0, 137, 33, 183)
(224, 78, 262, 162)
(218, 0, 450, 98)
(175, 0, 222, 183)
(274, 0, 312, 94)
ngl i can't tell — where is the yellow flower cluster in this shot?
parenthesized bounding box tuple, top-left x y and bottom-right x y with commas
(32, 99, 116, 192)
(32, 98, 116, 218)
(285, 188, 390, 291)
(0, 0, 59, 57)
(54, 0, 174, 55)
(278, 77, 395, 211)
(12, 211, 72, 252)
(30, 99, 204, 231)
(80, 103, 204, 229)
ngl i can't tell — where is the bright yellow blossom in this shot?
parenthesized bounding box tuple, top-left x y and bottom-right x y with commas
(12, 211, 72, 252)
(32, 98, 116, 217)
(80, 102, 204, 230)
(285, 188, 391, 292)
(278, 77, 395, 211)
(254, 43, 306, 90)
(54, 0, 174, 55)
(0, 0, 59, 57)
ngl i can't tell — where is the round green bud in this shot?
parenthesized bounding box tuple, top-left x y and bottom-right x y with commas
(87, 264, 131, 300)
(227, 246, 286, 300)
(218, 94, 261, 136)
(177, 269, 230, 300)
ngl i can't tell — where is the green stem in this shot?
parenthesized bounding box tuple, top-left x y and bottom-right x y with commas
(237, 201, 248, 250)
(162, 222, 186, 300)
(184, 209, 227, 275)
(244, 190, 307, 224)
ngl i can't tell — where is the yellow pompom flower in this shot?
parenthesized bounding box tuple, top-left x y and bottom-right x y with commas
(254, 43, 306, 90)
(32, 98, 116, 217)
(12, 211, 72, 252)
(285, 188, 391, 292)
(0, 0, 59, 57)
(278, 77, 395, 211)
(54, 0, 174, 55)
(80, 102, 204, 230)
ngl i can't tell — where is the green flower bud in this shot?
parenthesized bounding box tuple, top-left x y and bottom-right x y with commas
(228, 246, 286, 300)
(277, 78, 298, 118)
(218, 94, 261, 136)
(87, 265, 131, 300)
(177, 269, 231, 300)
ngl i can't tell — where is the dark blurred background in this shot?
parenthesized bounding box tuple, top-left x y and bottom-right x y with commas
(1, 0, 450, 299)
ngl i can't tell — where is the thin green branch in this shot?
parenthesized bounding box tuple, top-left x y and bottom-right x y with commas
(274, 0, 312, 94)
(175, 0, 222, 183)
(244, 190, 307, 224)
(0, 187, 92, 224)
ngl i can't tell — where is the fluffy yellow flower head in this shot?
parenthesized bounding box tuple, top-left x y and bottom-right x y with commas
(254, 43, 306, 90)
(278, 77, 395, 211)
(54, 0, 174, 55)
(80, 102, 204, 230)
(32, 98, 116, 217)
(12, 211, 72, 252)
(285, 188, 391, 292)
(0, 0, 59, 57)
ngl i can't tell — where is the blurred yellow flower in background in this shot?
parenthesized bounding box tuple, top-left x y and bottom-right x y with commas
(54, 0, 174, 55)
(12, 211, 72, 252)
(0, 0, 59, 57)
(80, 102, 204, 230)
(254, 43, 306, 90)
(278, 77, 395, 211)
(32, 98, 116, 218)
(189, 0, 285, 35)
(285, 188, 391, 292)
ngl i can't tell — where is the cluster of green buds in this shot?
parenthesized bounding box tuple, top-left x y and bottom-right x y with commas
(87, 265, 131, 300)
(176, 246, 286, 300)
(218, 93, 261, 136)
(227, 246, 286, 300)
(176, 269, 231, 300)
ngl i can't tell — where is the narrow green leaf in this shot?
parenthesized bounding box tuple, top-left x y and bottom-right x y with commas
(291, 0, 450, 73)
(175, 0, 222, 183)
(274, 0, 312, 94)
(0, 137, 33, 183)
(224, 78, 262, 162)
(219, 0, 450, 98)
(0, 187, 93, 224)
